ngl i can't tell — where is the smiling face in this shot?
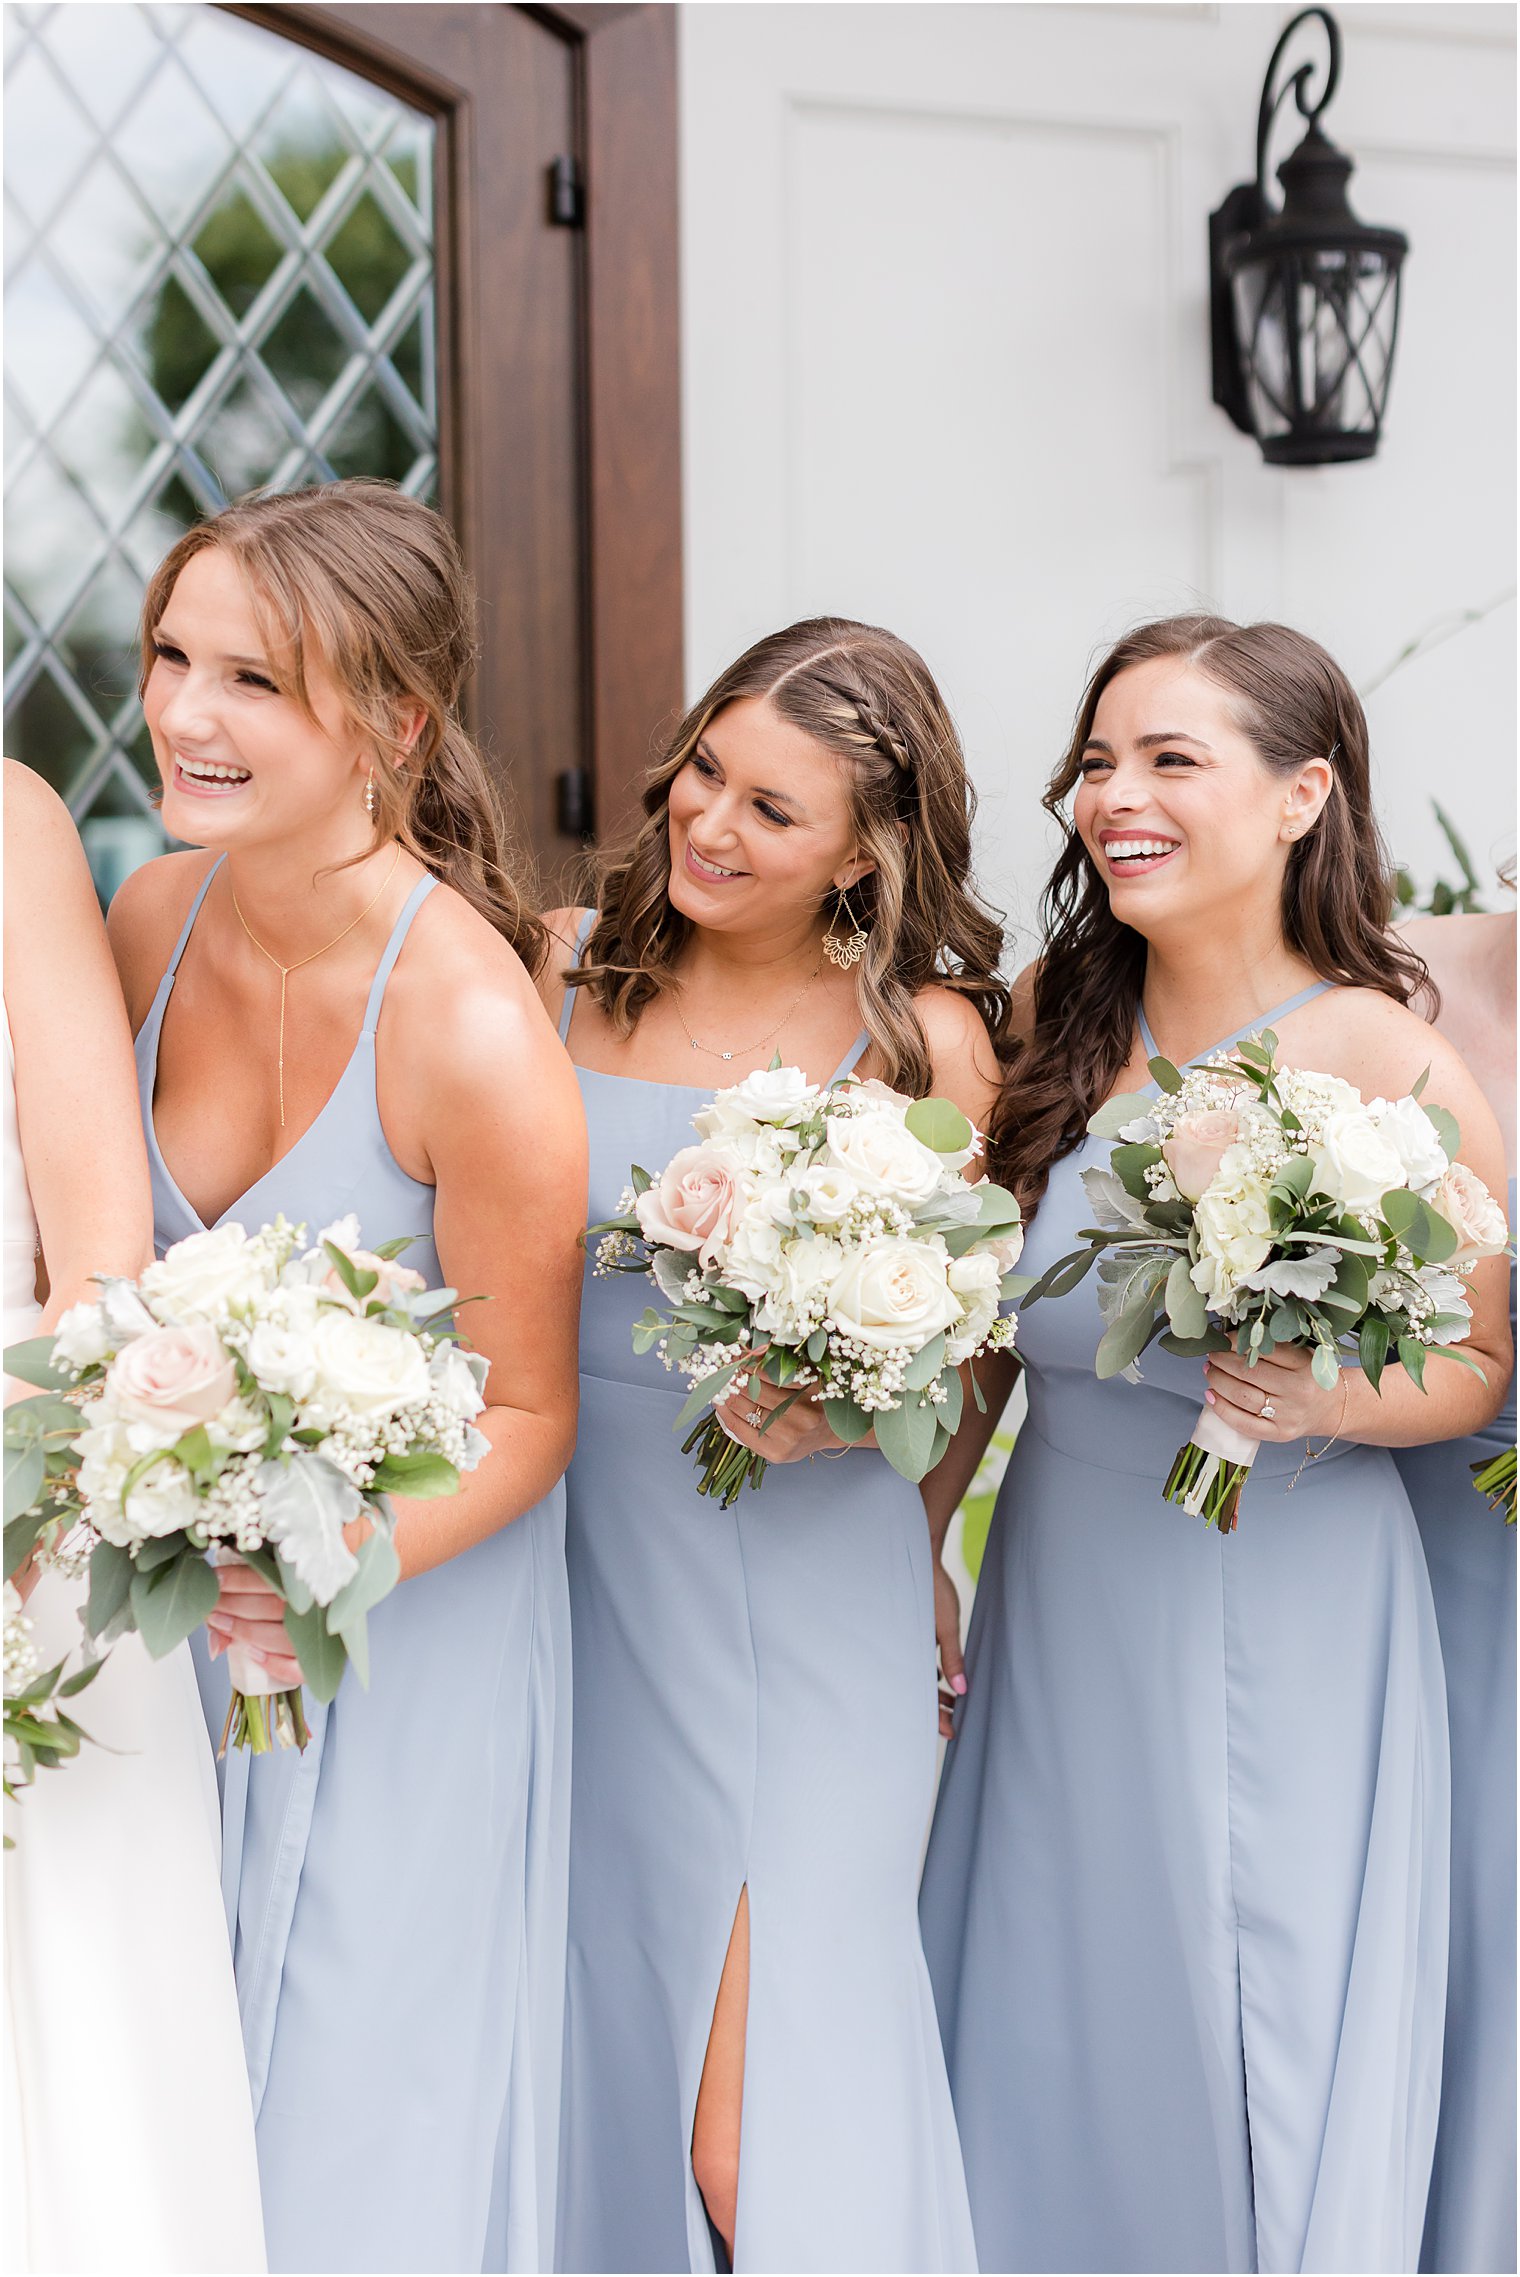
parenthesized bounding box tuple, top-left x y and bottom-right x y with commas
(143, 545, 369, 853)
(665, 693, 871, 935)
(1073, 655, 1329, 938)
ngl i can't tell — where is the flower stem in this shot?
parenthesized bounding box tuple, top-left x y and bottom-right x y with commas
(1162, 1441, 1251, 1534)
(1471, 1445, 1517, 1522)
(218, 1686, 311, 1757)
(681, 1414, 770, 1509)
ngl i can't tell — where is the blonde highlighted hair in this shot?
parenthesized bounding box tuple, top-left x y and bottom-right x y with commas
(572, 617, 1007, 1095)
(140, 479, 545, 974)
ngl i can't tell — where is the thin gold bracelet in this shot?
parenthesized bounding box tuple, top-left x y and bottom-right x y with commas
(1287, 1370, 1351, 1491)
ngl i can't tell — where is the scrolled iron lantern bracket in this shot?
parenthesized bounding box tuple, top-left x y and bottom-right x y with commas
(1210, 7, 1409, 466)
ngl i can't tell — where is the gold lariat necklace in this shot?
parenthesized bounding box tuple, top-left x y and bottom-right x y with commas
(230, 845, 403, 1126)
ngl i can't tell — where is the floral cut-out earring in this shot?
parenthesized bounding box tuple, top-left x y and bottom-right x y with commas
(823, 887, 868, 970)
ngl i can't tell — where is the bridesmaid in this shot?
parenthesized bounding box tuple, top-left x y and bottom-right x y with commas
(1397, 885, 1516, 2275)
(919, 615, 1511, 2275)
(4, 760, 264, 2273)
(107, 481, 587, 2275)
(537, 619, 1002, 2273)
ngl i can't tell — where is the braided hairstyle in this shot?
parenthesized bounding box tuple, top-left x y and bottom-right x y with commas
(573, 617, 1007, 1094)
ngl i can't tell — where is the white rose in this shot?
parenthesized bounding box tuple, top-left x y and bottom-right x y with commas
(245, 1318, 319, 1401)
(121, 1458, 200, 1542)
(141, 1224, 272, 1323)
(696, 1065, 819, 1138)
(429, 1343, 489, 1420)
(796, 1163, 861, 1225)
(1309, 1109, 1407, 1215)
(1190, 1176, 1275, 1304)
(723, 1204, 788, 1303)
(311, 1312, 430, 1417)
(1368, 1096, 1451, 1197)
(827, 1237, 960, 1351)
(946, 1249, 1003, 1363)
(825, 1115, 946, 1208)
(52, 1302, 111, 1370)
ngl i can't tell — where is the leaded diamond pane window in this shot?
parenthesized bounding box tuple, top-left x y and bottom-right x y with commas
(3, 2, 439, 897)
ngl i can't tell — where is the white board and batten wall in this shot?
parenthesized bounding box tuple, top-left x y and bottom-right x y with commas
(679, 2, 1518, 948)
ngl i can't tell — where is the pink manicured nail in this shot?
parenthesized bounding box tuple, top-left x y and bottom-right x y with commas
(208, 1634, 225, 1660)
(952, 1674, 968, 1696)
(1205, 1389, 1217, 1405)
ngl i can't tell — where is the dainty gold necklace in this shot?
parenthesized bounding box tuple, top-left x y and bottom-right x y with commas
(230, 845, 403, 1126)
(673, 958, 824, 1063)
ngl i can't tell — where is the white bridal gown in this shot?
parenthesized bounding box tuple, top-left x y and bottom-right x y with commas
(2, 1011, 266, 2273)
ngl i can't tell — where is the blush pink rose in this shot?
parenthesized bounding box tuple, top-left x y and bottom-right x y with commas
(635, 1144, 744, 1269)
(1163, 1108, 1246, 1203)
(109, 1323, 237, 1436)
(324, 1250, 427, 1308)
(1430, 1162, 1511, 1265)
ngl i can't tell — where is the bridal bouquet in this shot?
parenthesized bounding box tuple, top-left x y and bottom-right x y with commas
(3, 1214, 489, 1752)
(590, 1065, 1022, 1505)
(1028, 1031, 1509, 1533)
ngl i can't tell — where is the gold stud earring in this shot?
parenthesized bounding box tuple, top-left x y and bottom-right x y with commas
(364, 770, 378, 819)
(823, 886, 869, 970)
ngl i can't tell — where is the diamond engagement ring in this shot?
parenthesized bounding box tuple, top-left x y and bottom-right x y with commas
(1260, 1398, 1277, 1420)
(746, 1406, 765, 1429)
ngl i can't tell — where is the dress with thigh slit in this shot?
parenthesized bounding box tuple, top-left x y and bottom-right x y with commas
(554, 915, 976, 2275)
(920, 986, 1451, 2275)
(1395, 1178, 1516, 2276)
(136, 858, 572, 2276)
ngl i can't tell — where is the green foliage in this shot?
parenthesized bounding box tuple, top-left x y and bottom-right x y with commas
(905, 1097, 974, 1156)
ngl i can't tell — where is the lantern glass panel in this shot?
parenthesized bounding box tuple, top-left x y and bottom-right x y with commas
(1231, 245, 1400, 462)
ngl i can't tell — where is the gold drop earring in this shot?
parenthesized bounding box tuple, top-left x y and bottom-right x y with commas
(823, 885, 869, 970)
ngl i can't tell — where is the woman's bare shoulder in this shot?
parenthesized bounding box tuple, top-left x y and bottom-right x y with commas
(105, 851, 219, 1020)
(1290, 982, 1482, 1103)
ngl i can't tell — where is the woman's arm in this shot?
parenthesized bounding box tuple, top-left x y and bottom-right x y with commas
(3, 762, 154, 1324)
(382, 959, 587, 1579)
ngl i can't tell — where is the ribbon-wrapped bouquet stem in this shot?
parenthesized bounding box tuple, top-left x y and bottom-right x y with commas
(1027, 1030, 1510, 1534)
(589, 1065, 1024, 1504)
(3, 1214, 490, 1753)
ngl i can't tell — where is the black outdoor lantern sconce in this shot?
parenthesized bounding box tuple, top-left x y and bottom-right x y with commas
(1210, 7, 1409, 465)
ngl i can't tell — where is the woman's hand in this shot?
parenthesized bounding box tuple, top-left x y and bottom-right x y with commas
(204, 1558, 304, 1688)
(715, 1365, 867, 1463)
(934, 1558, 968, 1739)
(1203, 1343, 1348, 1445)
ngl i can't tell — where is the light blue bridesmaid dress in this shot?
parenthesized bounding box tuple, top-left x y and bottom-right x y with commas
(1395, 1177, 1516, 2276)
(555, 915, 976, 2275)
(135, 858, 572, 2275)
(920, 986, 1451, 2275)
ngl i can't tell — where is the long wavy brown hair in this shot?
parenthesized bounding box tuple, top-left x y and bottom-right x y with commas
(140, 479, 545, 975)
(570, 618, 1008, 1095)
(991, 613, 1432, 1213)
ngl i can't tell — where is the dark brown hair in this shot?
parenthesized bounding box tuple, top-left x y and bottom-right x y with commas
(991, 613, 1432, 1213)
(140, 479, 545, 975)
(570, 617, 1008, 1095)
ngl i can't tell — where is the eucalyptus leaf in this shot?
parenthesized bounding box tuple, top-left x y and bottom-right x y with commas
(132, 1531, 186, 1575)
(1, 1337, 70, 1391)
(85, 1541, 133, 1637)
(329, 1529, 402, 1638)
(1158, 1328, 1231, 1358)
(904, 1097, 973, 1156)
(631, 1165, 653, 1196)
(1146, 1055, 1184, 1095)
(3, 1440, 44, 1528)
(673, 1356, 750, 1437)
(128, 1550, 220, 1660)
(322, 1241, 365, 1299)
(1163, 1256, 1207, 1340)
(1311, 1344, 1341, 1392)
(820, 1397, 874, 1444)
(1397, 1336, 1428, 1391)
(4, 1509, 47, 1581)
(1088, 1090, 1152, 1139)
(369, 1449, 461, 1499)
(873, 1391, 939, 1481)
(1096, 1267, 1169, 1379)
(904, 1334, 947, 1391)
(282, 1604, 348, 1704)
(1424, 1102, 1460, 1161)
(938, 1369, 964, 1436)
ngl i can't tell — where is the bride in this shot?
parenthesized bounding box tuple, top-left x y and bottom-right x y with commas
(3, 758, 264, 2272)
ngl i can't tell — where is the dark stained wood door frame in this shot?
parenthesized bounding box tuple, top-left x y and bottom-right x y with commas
(226, 2, 682, 873)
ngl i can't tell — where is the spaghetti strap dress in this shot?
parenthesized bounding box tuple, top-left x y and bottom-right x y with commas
(1395, 1177, 1516, 2276)
(135, 858, 572, 2276)
(920, 985, 1451, 2275)
(555, 914, 976, 2275)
